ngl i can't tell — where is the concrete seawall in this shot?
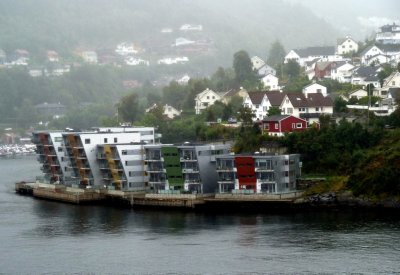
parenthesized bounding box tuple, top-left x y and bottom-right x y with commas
(15, 181, 304, 209)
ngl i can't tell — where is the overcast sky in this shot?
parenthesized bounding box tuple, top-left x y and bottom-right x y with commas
(286, 0, 399, 39)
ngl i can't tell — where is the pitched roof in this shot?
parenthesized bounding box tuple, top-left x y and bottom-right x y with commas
(307, 93, 333, 107)
(378, 44, 400, 53)
(265, 91, 285, 106)
(352, 66, 380, 77)
(286, 93, 309, 107)
(337, 37, 356, 45)
(247, 91, 267, 105)
(263, 115, 291, 122)
(293, 46, 336, 58)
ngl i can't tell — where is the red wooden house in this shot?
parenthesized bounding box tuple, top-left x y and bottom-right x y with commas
(261, 115, 308, 136)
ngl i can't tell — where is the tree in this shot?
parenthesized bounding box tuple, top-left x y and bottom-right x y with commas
(334, 97, 348, 113)
(283, 60, 301, 79)
(267, 40, 286, 69)
(377, 64, 394, 87)
(117, 93, 140, 123)
(267, 106, 281, 116)
(233, 50, 258, 88)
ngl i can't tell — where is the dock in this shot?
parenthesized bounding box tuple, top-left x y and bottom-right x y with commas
(15, 181, 304, 209)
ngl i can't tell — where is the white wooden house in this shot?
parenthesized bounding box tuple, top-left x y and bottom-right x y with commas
(194, 88, 222, 114)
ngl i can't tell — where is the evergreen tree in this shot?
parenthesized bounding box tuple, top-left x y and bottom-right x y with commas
(267, 40, 286, 69)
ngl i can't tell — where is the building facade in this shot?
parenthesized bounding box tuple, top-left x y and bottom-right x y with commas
(144, 143, 231, 193)
(216, 154, 301, 194)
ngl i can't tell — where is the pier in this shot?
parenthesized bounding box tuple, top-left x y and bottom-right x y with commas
(15, 181, 304, 209)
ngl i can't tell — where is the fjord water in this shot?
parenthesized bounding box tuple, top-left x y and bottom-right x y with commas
(1, 156, 400, 274)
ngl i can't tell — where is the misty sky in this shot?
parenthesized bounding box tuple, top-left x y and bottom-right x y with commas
(287, 0, 400, 39)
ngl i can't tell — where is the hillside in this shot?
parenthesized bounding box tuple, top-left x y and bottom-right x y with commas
(0, 0, 339, 67)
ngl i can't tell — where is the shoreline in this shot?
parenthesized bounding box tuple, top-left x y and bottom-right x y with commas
(15, 181, 400, 213)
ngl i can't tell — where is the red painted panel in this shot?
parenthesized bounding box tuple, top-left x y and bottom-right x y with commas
(235, 156, 256, 191)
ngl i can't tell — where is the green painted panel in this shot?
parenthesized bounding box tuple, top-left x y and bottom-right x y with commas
(161, 146, 184, 187)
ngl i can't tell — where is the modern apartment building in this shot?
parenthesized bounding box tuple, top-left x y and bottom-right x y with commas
(96, 143, 147, 191)
(216, 154, 301, 194)
(62, 127, 155, 187)
(144, 143, 231, 193)
(32, 131, 72, 183)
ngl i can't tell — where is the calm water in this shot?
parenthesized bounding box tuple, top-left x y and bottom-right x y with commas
(1, 156, 400, 274)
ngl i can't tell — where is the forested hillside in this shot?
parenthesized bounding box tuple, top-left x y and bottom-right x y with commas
(0, 0, 338, 64)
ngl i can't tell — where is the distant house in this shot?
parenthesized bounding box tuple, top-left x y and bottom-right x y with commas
(177, 74, 190, 85)
(284, 46, 340, 67)
(34, 102, 66, 118)
(330, 62, 355, 83)
(251, 56, 266, 70)
(9, 49, 29, 66)
(180, 24, 203, 31)
(157, 56, 189, 65)
(280, 93, 333, 124)
(243, 90, 285, 121)
(383, 72, 400, 88)
(220, 87, 248, 105)
(146, 103, 181, 119)
(261, 115, 308, 136)
(375, 23, 400, 44)
(350, 66, 382, 86)
(174, 37, 195, 47)
(125, 57, 149, 66)
(261, 74, 279, 90)
(80, 51, 98, 64)
(194, 88, 222, 114)
(29, 67, 45, 77)
(47, 50, 59, 62)
(337, 36, 359, 55)
(258, 64, 276, 76)
(314, 61, 335, 79)
(115, 42, 139, 55)
(302, 83, 327, 97)
(348, 89, 368, 100)
(360, 45, 384, 65)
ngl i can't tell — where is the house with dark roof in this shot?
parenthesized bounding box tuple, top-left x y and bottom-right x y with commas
(337, 36, 359, 55)
(376, 23, 400, 44)
(261, 115, 309, 136)
(284, 46, 342, 67)
(243, 90, 285, 121)
(350, 65, 382, 87)
(280, 93, 333, 124)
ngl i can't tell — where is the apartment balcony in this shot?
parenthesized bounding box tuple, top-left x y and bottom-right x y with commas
(185, 179, 201, 184)
(217, 178, 235, 184)
(180, 157, 197, 162)
(216, 166, 235, 172)
(255, 166, 274, 172)
(182, 168, 199, 173)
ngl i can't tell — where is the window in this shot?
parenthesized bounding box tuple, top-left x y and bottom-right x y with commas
(207, 96, 209, 99)
(54, 137, 63, 142)
(104, 138, 108, 143)
(264, 124, 269, 130)
(316, 107, 319, 111)
(85, 139, 90, 144)
(255, 104, 259, 108)
(274, 123, 278, 129)
(287, 108, 293, 114)
(342, 45, 345, 48)
(349, 45, 353, 48)
(114, 137, 118, 143)
(296, 123, 302, 128)
(317, 89, 321, 93)
(212, 96, 215, 99)
(392, 81, 396, 85)
(58, 147, 63, 152)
